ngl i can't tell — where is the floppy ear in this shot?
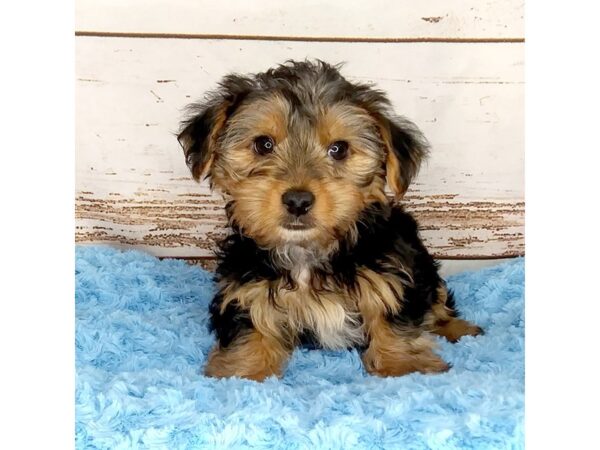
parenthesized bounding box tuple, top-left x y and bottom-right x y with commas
(349, 82, 429, 198)
(178, 75, 254, 181)
(377, 114, 429, 198)
(177, 102, 230, 182)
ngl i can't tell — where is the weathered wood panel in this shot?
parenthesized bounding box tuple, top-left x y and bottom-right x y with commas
(75, 189, 523, 258)
(75, 0, 524, 40)
(75, 37, 523, 258)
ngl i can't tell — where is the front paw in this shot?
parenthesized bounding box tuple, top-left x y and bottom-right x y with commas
(433, 318, 484, 343)
(363, 345, 450, 377)
(204, 343, 285, 381)
(204, 362, 278, 382)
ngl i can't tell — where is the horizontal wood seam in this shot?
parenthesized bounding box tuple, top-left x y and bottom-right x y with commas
(75, 31, 525, 44)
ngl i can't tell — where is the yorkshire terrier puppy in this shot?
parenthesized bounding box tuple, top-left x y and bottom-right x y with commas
(178, 60, 482, 381)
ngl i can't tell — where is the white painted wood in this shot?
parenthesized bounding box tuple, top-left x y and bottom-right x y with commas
(75, 37, 524, 258)
(75, 0, 524, 39)
(438, 259, 516, 278)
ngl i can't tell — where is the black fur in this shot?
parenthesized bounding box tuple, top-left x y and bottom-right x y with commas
(214, 231, 280, 285)
(208, 294, 253, 348)
(331, 202, 446, 328)
(209, 202, 460, 348)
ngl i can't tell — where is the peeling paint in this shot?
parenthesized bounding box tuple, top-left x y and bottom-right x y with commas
(421, 16, 444, 23)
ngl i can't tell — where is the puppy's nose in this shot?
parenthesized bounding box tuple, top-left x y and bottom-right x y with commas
(282, 189, 315, 216)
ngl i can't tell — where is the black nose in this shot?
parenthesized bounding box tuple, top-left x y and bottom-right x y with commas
(282, 189, 315, 216)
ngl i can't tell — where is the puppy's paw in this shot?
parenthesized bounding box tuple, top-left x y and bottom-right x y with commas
(204, 361, 278, 382)
(363, 349, 450, 377)
(433, 318, 484, 343)
(204, 338, 288, 382)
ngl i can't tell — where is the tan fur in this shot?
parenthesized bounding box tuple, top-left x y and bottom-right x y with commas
(354, 269, 449, 376)
(427, 286, 483, 342)
(219, 278, 364, 351)
(377, 121, 406, 198)
(207, 94, 390, 250)
(361, 324, 449, 377)
(354, 268, 405, 323)
(362, 176, 389, 204)
(205, 329, 290, 381)
(213, 268, 472, 379)
(385, 152, 405, 198)
(318, 103, 385, 185)
(192, 103, 231, 180)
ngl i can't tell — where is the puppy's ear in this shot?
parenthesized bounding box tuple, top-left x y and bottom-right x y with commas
(350, 83, 429, 197)
(177, 102, 230, 182)
(178, 75, 253, 181)
(377, 114, 429, 197)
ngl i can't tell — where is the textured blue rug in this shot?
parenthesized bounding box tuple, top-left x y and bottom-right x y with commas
(75, 245, 524, 450)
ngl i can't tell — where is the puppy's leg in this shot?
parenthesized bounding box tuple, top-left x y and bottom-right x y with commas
(356, 270, 449, 376)
(428, 286, 483, 343)
(361, 320, 449, 377)
(205, 329, 290, 381)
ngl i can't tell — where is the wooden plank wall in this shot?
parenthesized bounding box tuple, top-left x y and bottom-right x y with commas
(75, 0, 524, 260)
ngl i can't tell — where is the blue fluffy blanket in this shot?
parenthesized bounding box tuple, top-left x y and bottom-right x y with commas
(75, 246, 524, 449)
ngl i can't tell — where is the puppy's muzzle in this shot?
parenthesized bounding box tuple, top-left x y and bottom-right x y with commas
(282, 189, 315, 217)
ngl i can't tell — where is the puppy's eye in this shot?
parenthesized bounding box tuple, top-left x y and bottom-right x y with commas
(327, 141, 349, 161)
(253, 135, 275, 155)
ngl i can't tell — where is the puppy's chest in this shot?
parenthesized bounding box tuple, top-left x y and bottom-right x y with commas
(275, 267, 364, 349)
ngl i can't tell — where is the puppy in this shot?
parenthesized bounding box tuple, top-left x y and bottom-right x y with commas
(178, 60, 482, 381)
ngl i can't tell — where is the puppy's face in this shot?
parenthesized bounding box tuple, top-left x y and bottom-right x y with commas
(207, 94, 386, 249)
(179, 61, 428, 250)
